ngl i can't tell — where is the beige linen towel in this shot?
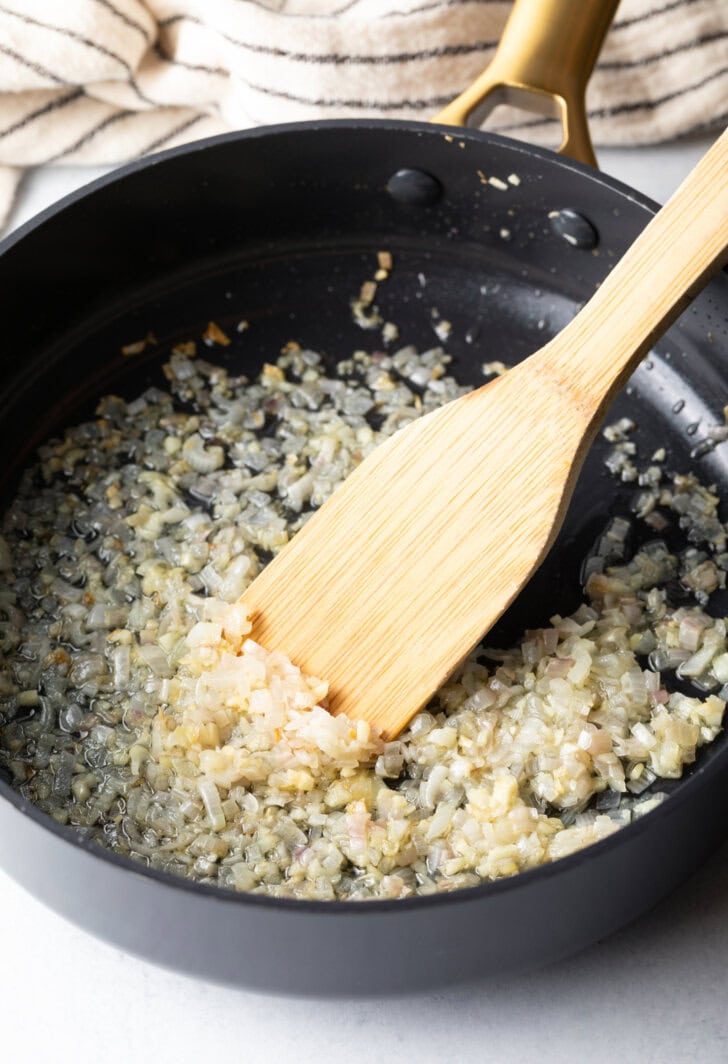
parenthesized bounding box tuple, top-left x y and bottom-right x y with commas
(0, 0, 727, 228)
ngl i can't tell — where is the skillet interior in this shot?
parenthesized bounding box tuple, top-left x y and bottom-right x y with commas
(1, 121, 728, 992)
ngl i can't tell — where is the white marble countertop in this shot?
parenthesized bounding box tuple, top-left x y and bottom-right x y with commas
(3, 134, 728, 1064)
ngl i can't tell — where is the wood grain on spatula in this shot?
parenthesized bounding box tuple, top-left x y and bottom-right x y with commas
(242, 129, 728, 739)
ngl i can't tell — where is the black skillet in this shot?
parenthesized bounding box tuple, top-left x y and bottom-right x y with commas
(1, 0, 728, 995)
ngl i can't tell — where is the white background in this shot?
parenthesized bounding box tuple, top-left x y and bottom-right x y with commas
(3, 135, 728, 1063)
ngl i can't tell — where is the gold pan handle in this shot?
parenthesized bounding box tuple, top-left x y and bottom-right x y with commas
(433, 0, 620, 168)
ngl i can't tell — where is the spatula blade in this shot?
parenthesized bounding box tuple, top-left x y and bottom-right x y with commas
(242, 360, 591, 738)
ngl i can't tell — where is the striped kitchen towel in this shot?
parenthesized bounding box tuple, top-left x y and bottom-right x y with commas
(0, 0, 726, 229)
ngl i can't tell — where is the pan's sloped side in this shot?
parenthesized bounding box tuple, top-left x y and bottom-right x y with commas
(2, 740, 728, 995)
(0, 121, 650, 468)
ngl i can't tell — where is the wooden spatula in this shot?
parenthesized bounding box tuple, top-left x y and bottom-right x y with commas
(242, 129, 728, 739)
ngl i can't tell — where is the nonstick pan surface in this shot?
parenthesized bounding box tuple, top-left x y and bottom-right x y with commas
(1, 121, 728, 995)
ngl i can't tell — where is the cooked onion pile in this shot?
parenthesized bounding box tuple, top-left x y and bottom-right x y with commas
(0, 340, 726, 900)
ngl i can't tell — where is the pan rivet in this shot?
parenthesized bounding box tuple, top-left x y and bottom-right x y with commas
(386, 169, 442, 206)
(549, 209, 598, 250)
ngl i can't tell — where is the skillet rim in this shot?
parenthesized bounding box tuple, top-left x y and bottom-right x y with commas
(2, 117, 727, 916)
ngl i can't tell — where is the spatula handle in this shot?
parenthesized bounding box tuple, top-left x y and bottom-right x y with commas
(545, 127, 728, 409)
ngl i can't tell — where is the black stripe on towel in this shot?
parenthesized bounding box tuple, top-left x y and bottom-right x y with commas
(141, 113, 206, 155)
(599, 30, 728, 70)
(0, 42, 69, 86)
(226, 36, 498, 64)
(613, 0, 703, 31)
(0, 88, 84, 142)
(589, 64, 728, 119)
(384, 0, 510, 19)
(242, 81, 453, 110)
(159, 14, 498, 65)
(0, 5, 136, 79)
(154, 44, 227, 78)
(44, 109, 134, 163)
(90, 0, 151, 43)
